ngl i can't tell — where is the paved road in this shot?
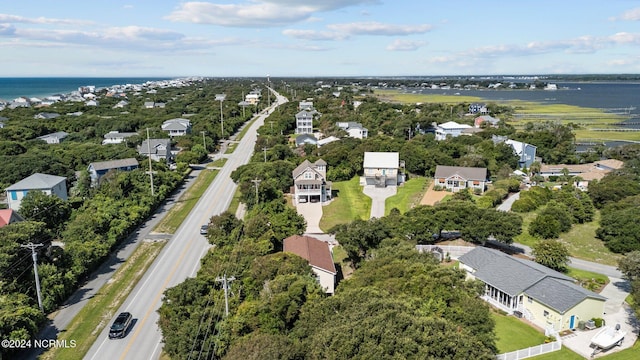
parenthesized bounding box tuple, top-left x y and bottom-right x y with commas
(83, 92, 287, 360)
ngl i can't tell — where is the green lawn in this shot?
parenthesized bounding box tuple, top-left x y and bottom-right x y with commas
(529, 340, 640, 360)
(493, 311, 546, 353)
(154, 168, 219, 234)
(385, 176, 428, 215)
(319, 177, 371, 232)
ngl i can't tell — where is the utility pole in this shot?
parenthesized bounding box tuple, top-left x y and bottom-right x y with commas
(215, 274, 235, 317)
(146, 128, 155, 196)
(262, 147, 268, 162)
(201, 131, 207, 151)
(22, 243, 44, 312)
(267, 75, 271, 108)
(251, 178, 262, 204)
(269, 121, 274, 133)
(216, 94, 226, 136)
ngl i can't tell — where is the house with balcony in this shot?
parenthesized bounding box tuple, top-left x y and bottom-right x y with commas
(469, 103, 488, 114)
(161, 118, 191, 137)
(292, 159, 331, 203)
(459, 247, 606, 333)
(283, 235, 337, 294)
(295, 109, 320, 134)
(6, 173, 68, 211)
(88, 158, 139, 186)
(434, 165, 487, 194)
(363, 152, 399, 187)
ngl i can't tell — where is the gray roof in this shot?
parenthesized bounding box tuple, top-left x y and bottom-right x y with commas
(37, 131, 69, 141)
(103, 132, 138, 139)
(459, 247, 605, 313)
(139, 139, 171, 155)
(89, 158, 139, 171)
(6, 173, 67, 191)
(292, 159, 326, 179)
(295, 134, 318, 146)
(434, 165, 487, 181)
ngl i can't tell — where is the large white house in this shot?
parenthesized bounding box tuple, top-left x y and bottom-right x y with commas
(5, 173, 68, 211)
(363, 152, 400, 187)
(434, 121, 472, 140)
(292, 159, 331, 203)
(161, 118, 191, 137)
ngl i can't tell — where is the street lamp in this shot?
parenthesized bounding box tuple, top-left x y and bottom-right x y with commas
(215, 93, 226, 135)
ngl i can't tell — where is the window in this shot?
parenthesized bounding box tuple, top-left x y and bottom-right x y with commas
(527, 296, 532, 303)
(304, 172, 313, 179)
(10, 191, 17, 200)
(543, 310, 549, 317)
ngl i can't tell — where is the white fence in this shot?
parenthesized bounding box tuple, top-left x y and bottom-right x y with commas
(415, 245, 475, 259)
(496, 341, 562, 360)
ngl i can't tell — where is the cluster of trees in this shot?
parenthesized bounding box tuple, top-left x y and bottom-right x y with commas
(0, 78, 270, 356)
(590, 144, 640, 253)
(159, 205, 499, 360)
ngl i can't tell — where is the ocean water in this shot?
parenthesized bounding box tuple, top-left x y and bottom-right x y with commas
(0, 77, 173, 101)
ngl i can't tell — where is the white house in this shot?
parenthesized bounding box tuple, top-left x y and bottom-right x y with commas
(161, 118, 191, 137)
(284, 235, 337, 294)
(336, 121, 368, 139)
(363, 152, 399, 187)
(299, 100, 314, 110)
(102, 131, 138, 145)
(291, 159, 331, 203)
(37, 131, 69, 144)
(435, 121, 472, 140)
(5, 173, 68, 211)
(295, 109, 319, 135)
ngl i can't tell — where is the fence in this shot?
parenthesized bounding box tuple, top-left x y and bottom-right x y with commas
(496, 340, 562, 360)
(415, 245, 475, 259)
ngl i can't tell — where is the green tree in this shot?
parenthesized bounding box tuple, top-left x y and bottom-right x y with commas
(19, 190, 72, 235)
(529, 214, 561, 239)
(618, 251, 640, 281)
(532, 239, 570, 272)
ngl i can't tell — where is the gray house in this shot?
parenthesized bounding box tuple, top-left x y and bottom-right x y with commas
(37, 131, 69, 144)
(434, 165, 487, 193)
(88, 158, 139, 186)
(493, 136, 537, 169)
(139, 139, 172, 162)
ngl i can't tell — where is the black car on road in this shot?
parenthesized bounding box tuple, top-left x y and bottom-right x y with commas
(109, 312, 133, 339)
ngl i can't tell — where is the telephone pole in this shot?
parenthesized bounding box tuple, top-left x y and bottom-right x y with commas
(251, 178, 262, 204)
(262, 147, 268, 162)
(22, 243, 44, 312)
(216, 94, 226, 136)
(146, 128, 155, 196)
(201, 131, 207, 151)
(215, 274, 235, 317)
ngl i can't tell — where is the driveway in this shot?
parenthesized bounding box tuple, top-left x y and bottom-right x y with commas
(296, 202, 323, 233)
(561, 277, 638, 358)
(363, 185, 396, 218)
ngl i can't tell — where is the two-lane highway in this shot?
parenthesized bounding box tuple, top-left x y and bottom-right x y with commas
(85, 91, 287, 360)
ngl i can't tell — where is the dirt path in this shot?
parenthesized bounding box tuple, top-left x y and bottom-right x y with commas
(420, 181, 448, 205)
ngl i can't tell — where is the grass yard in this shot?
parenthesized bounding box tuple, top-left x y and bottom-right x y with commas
(567, 267, 609, 292)
(385, 176, 428, 215)
(154, 168, 219, 234)
(558, 210, 622, 266)
(41, 241, 164, 360)
(493, 310, 547, 353)
(514, 209, 622, 266)
(319, 177, 371, 232)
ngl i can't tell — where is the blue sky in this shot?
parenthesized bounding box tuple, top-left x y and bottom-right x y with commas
(2, 1, 640, 77)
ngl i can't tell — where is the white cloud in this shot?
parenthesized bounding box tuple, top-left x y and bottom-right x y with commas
(165, 0, 378, 27)
(0, 13, 93, 26)
(613, 8, 640, 21)
(327, 21, 432, 36)
(386, 39, 426, 51)
(282, 29, 346, 41)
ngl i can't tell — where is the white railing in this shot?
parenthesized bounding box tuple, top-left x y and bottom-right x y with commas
(496, 340, 561, 360)
(415, 245, 475, 259)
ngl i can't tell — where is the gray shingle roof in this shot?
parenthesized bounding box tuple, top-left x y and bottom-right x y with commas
(459, 247, 605, 313)
(6, 173, 67, 191)
(89, 158, 139, 171)
(434, 165, 487, 181)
